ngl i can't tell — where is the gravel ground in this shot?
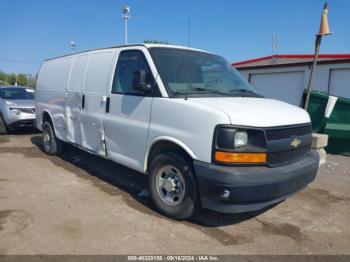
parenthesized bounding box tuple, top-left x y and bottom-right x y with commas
(0, 133, 349, 255)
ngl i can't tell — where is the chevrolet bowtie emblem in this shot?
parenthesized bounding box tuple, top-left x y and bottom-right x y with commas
(291, 138, 301, 149)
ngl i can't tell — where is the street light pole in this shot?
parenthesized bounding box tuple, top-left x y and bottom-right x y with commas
(70, 41, 77, 53)
(122, 5, 130, 44)
(125, 16, 128, 44)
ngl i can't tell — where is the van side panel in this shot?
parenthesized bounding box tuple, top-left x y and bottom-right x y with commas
(35, 57, 74, 140)
(80, 51, 115, 154)
(66, 54, 89, 145)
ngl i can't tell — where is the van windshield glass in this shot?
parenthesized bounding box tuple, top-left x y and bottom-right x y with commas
(0, 88, 35, 100)
(150, 48, 260, 97)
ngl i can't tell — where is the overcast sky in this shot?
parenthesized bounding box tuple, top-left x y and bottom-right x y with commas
(1, 0, 349, 75)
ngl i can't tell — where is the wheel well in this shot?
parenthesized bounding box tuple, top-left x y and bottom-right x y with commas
(42, 111, 53, 127)
(147, 140, 193, 172)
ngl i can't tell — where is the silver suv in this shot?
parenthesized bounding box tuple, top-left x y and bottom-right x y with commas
(0, 86, 36, 134)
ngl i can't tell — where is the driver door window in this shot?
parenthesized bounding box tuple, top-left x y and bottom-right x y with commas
(112, 50, 155, 96)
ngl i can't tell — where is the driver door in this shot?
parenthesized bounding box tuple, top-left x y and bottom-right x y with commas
(103, 48, 157, 172)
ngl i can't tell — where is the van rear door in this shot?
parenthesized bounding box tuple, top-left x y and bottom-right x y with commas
(80, 51, 114, 154)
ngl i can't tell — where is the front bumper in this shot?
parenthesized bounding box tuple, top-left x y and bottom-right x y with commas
(2, 111, 36, 130)
(193, 150, 319, 213)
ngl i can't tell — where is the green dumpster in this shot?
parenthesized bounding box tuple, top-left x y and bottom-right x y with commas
(307, 91, 350, 155)
(307, 91, 329, 133)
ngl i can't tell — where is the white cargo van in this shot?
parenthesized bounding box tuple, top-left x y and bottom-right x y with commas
(35, 44, 319, 220)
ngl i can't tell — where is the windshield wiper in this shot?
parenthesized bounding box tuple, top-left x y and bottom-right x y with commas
(187, 86, 232, 96)
(173, 85, 260, 99)
(229, 88, 262, 97)
(172, 86, 233, 99)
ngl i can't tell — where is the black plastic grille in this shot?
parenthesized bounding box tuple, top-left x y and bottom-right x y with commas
(268, 145, 311, 166)
(19, 108, 35, 114)
(265, 124, 312, 141)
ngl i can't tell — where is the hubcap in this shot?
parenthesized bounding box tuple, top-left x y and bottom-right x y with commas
(43, 127, 52, 152)
(156, 165, 185, 206)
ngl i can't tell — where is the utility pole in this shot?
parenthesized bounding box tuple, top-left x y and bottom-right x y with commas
(272, 34, 279, 59)
(122, 5, 131, 44)
(187, 16, 191, 48)
(304, 3, 332, 110)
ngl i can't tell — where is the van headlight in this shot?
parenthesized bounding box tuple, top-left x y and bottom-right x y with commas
(213, 126, 267, 164)
(234, 131, 248, 148)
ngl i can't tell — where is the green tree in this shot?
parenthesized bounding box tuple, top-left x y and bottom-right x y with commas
(5, 73, 16, 85)
(144, 40, 169, 44)
(17, 74, 28, 86)
(28, 76, 37, 89)
(0, 71, 6, 85)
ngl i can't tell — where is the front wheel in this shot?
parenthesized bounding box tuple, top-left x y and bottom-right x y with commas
(148, 152, 199, 220)
(42, 121, 63, 155)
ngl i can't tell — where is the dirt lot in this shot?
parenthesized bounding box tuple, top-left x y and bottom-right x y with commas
(0, 133, 349, 255)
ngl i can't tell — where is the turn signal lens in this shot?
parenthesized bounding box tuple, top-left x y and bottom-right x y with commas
(215, 151, 267, 164)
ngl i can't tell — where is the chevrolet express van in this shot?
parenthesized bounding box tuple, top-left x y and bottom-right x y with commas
(35, 44, 319, 220)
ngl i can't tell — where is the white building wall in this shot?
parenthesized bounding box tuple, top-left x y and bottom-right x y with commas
(237, 62, 350, 105)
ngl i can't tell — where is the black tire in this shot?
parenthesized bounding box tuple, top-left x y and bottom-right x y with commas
(148, 152, 199, 220)
(42, 121, 63, 155)
(0, 115, 8, 135)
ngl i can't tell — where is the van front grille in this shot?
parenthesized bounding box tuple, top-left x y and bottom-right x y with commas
(265, 124, 312, 141)
(268, 145, 311, 166)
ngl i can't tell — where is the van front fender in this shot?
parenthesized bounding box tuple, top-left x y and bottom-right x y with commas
(144, 136, 197, 173)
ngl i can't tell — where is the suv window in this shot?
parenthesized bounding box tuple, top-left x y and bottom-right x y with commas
(112, 50, 156, 95)
(0, 88, 35, 100)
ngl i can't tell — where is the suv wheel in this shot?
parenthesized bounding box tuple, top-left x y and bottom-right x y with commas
(0, 115, 8, 135)
(149, 152, 199, 220)
(42, 121, 63, 155)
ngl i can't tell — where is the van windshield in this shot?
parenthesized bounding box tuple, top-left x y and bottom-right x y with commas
(150, 48, 260, 98)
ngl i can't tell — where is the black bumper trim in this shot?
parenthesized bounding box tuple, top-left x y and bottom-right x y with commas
(8, 119, 36, 130)
(193, 150, 319, 213)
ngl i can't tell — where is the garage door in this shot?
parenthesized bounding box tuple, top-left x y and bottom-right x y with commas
(249, 71, 305, 106)
(329, 69, 350, 99)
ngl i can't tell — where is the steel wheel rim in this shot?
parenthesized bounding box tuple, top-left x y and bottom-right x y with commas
(42, 126, 52, 152)
(156, 165, 186, 206)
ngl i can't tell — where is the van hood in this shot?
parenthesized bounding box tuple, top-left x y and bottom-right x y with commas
(191, 97, 311, 127)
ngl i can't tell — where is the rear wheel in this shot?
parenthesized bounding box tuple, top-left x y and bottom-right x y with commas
(0, 115, 8, 135)
(42, 121, 63, 155)
(149, 152, 199, 220)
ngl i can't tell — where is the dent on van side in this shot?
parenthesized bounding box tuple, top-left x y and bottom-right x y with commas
(35, 44, 319, 220)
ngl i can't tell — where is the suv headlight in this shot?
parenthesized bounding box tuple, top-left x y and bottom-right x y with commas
(213, 126, 267, 164)
(10, 108, 21, 116)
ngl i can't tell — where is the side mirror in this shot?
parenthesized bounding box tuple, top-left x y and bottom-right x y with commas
(132, 70, 152, 93)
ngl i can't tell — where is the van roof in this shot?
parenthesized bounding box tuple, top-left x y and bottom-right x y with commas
(143, 43, 207, 53)
(44, 44, 208, 62)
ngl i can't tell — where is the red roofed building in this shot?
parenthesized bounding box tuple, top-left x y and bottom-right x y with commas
(233, 54, 350, 106)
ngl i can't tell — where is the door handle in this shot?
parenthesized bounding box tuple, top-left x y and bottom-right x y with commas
(82, 94, 85, 109)
(106, 97, 110, 113)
